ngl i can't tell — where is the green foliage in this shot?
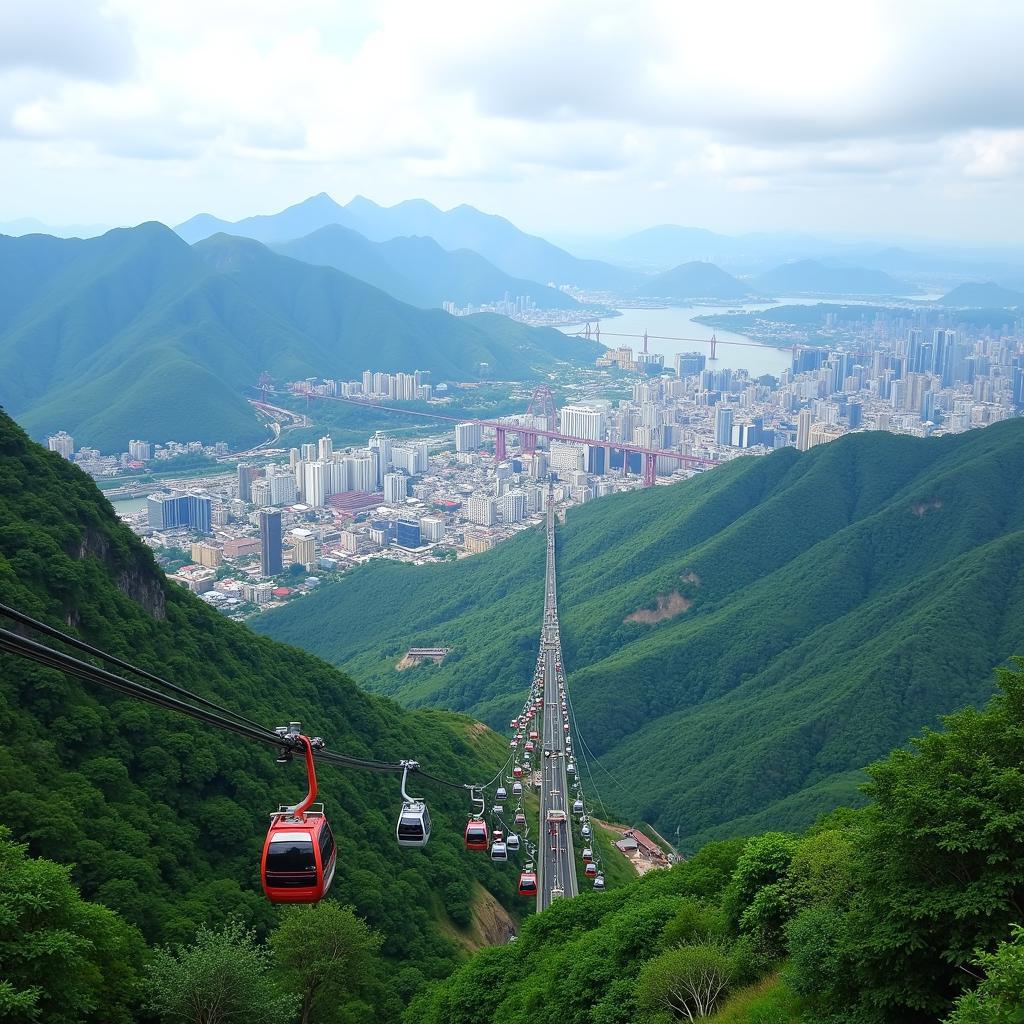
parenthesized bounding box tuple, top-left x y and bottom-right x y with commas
(722, 833, 798, 949)
(635, 942, 737, 1021)
(943, 926, 1024, 1024)
(0, 825, 144, 1024)
(145, 919, 297, 1024)
(259, 419, 1024, 849)
(0, 225, 600, 450)
(270, 902, 382, 1024)
(0, 410, 524, 1021)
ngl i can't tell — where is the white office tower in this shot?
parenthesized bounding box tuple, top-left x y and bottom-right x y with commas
(302, 461, 326, 507)
(384, 472, 408, 504)
(559, 404, 605, 441)
(714, 406, 734, 446)
(251, 478, 273, 506)
(796, 408, 813, 452)
(390, 447, 417, 474)
(362, 370, 373, 393)
(369, 432, 392, 485)
(467, 494, 497, 526)
(128, 440, 151, 461)
(326, 458, 349, 496)
(318, 435, 333, 461)
(455, 422, 483, 452)
(345, 455, 376, 493)
(413, 441, 429, 473)
(269, 471, 297, 505)
(290, 529, 316, 570)
(420, 516, 446, 543)
(47, 431, 74, 459)
(549, 440, 587, 474)
(301, 443, 317, 461)
(501, 490, 527, 524)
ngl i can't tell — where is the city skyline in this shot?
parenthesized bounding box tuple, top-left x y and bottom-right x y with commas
(3, 1, 1024, 245)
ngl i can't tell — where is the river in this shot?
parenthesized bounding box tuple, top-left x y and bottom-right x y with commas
(108, 495, 149, 517)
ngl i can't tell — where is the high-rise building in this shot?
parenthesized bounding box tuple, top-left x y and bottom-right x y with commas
(384, 472, 408, 504)
(251, 478, 273, 506)
(395, 520, 422, 548)
(259, 509, 283, 576)
(47, 431, 74, 459)
(549, 440, 587, 474)
(796, 408, 813, 452)
(190, 541, 222, 567)
(302, 461, 326, 508)
(237, 464, 263, 502)
(467, 494, 497, 526)
(455, 422, 483, 452)
(674, 352, 706, 377)
(714, 406, 734, 446)
(289, 528, 316, 570)
(559, 404, 605, 441)
(318, 435, 333, 462)
(500, 490, 527, 524)
(268, 471, 297, 506)
(128, 440, 151, 462)
(147, 493, 213, 534)
(419, 516, 446, 543)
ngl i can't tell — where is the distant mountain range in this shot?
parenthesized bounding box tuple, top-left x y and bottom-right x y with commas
(274, 224, 580, 310)
(0, 216, 110, 239)
(176, 193, 639, 291)
(752, 258, 912, 296)
(633, 260, 756, 301)
(0, 224, 601, 451)
(937, 281, 1024, 308)
(257, 420, 1024, 848)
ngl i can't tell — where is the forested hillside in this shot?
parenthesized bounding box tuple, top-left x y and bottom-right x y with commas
(257, 421, 1024, 848)
(0, 225, 600, 450)
(0, 409, 527, 1021)
(408, 663, 1024, 1024)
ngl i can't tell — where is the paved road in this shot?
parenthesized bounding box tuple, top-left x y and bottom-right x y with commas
(537, 499, 577, 910)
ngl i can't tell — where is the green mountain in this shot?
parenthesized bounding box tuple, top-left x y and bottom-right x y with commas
(0, 408, 526, 1020)
(274, 224, 581, 309)
(0, 225, 601, 451)
(633, 260, 754, 301)
(409, 662, 1024, 1024)
(754, 258, 911, 296)
(256, 421, 1024, 849)
(938, 280, 1024, 307)
(176, 192, 641, 291)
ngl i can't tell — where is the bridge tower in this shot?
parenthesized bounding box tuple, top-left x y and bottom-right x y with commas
(494, 426, 508, 464)
(643, 452, 658, 487)
(709, 334, 718, 361)
(526, 384, 558, 434)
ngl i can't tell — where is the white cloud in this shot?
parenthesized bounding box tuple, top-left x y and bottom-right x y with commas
(0, 0, 1023, 241)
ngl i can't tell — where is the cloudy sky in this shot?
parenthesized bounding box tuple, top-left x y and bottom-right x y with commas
(2, 0, 1023, 244)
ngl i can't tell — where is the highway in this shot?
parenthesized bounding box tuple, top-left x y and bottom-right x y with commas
(536, 495, 578, 909)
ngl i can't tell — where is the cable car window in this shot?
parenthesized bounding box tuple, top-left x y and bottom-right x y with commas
(319, 823, 335, 865)
(398, 815, 425, 840)
(266, 839, 316, 875)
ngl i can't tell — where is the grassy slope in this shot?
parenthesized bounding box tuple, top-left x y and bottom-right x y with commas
(257, 420, 1024, 847)
(0, 409, 532, 1017)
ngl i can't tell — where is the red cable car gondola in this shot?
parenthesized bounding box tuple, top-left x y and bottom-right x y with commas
(465, 817, 489, 851)
(584, 862, 598, 878)
(261, 733, 336, 904)
(518, 869, 538, 897)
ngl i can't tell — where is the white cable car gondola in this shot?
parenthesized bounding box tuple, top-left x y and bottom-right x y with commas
(573, 799, 584, 814)
(507, 833, 520, 852)
(496, 786, 508, 801)
(396, 762, 431, 848)
(581, 823, 591, 839)
(490, 830, 508, 862)
(512, 781, 523, 797)
(593, 873, 606, 890)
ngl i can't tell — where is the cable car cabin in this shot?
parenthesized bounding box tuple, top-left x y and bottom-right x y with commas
(584, 862, 598, 878)
(529, 731, 539, 741)
(510, 718, 519, 729)
(513, 765, 524, 779)
(496, 786, 508, 801)
(490, 838, 508, 862)
(465, 817, 489, 851)
(261, 806, 336, 904)
(518, 870, 538, 896)
(397, 800, 431, 848)
(573, 799, 584, 814)
(512, 781, 523, 797)
(581, 824, 592, 838)
(524, 741, 534, 753)
(566, 762, 576, 775)
(582, 846, 593, 862)
(507, 833, 520, 852)
(514, 812, 527, 826)
(593, 874, 606, 890)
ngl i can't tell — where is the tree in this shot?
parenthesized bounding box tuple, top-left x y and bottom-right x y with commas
(722, 832, 798, 951)
(0, 826, 144, 1024)
(943, 926, 1024, 1024)
(144, 919, 297, 1024)
(635, 943, 735, 1022)
(270, 902, 383, 1024)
